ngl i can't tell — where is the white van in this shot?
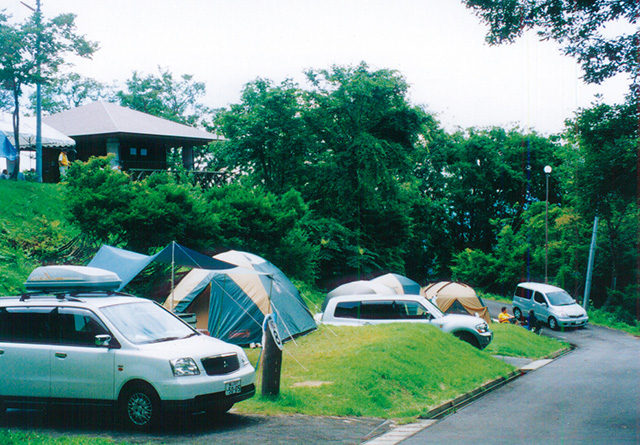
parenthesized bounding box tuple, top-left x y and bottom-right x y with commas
(317, 294, 492, 349)
(0, 266, 256, 430)
(512, 282, 588, 330)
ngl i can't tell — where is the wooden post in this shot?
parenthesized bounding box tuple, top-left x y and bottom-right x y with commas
(261, 319, 283, 397)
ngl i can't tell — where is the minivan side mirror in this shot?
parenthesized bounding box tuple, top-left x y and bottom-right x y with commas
(95, 334, 113, 347)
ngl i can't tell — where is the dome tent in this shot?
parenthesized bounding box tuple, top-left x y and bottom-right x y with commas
(164, 250, 316, 345)
(370, 273, 421, 295)
(422, 281, 491, 324)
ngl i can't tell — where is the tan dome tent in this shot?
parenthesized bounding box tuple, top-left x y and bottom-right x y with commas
(422, 281, 491, 323)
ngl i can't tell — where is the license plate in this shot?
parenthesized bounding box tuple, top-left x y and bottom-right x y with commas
(225, 379, 242, 396)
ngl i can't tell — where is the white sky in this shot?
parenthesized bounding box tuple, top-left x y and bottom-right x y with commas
(4, 0, 631, 143)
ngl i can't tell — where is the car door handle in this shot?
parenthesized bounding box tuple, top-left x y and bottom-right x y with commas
(0, 349, 4, 355)
(55, 352, 67, 359)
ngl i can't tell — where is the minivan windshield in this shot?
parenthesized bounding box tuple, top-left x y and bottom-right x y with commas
(100, 301, 196, 345)
(547, 291, 575, 306)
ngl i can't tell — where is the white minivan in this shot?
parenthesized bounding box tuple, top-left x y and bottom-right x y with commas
(0, 266, 256, 430)
(317, 294, 492, 349)
(512, 282, 588, 330)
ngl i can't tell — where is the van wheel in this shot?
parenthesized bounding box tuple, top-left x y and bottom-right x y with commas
(512, 307, 522, 320)
(454, 331, 481, 349)
(548, 317, 558, 330)
(119, 384, 161, 431)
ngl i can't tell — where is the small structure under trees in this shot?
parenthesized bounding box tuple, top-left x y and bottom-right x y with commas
(44, 101, 221, 183)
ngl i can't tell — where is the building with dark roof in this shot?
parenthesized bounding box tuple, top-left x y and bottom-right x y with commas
(43, 101, 220, 182)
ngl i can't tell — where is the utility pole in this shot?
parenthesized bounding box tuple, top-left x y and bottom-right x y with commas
(544, 165, 552, 284)
(21, 0, 42, 182)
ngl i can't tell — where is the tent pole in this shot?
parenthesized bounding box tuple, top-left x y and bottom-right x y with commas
(170, 241, 175, 311)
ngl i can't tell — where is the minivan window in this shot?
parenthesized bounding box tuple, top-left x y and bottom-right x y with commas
(533, 292, 546, 305)
(396, 300, 433, 320)
(56, 307, 110, 346)
(361, 301, 396, 320)
(516, 286, 534, 300)
(0, 306, 54, 344)
(547, 291, 575, 306)
(335, 301, 359, 319)
(100, 301, 195, 345)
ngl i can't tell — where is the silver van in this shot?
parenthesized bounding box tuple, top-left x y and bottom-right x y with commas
(512, 282, 588, 330)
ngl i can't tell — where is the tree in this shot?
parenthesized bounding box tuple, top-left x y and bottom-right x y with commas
(214, 78, 314, 194)
(420, 127, 558, 254)
(28, 72, 110, 114)
(116, 67, 208, 126)
(566, 95, 638, 311)
(0, 9, 97, 178)
(302, 63, 433, 280)
(463, 0, 639, 87)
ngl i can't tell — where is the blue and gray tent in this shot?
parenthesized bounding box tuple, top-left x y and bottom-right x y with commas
(164, 250, 316, 345)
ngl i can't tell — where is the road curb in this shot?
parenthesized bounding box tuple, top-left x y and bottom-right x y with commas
(421, 345, 573, 420)
(362, 346, 574, 444)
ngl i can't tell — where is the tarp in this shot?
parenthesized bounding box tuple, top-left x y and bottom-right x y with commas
(370, 273, 421, 295)
(164, 250, 316, 345)
(87, 242, 239, 290)
(422, 281, 491, 323)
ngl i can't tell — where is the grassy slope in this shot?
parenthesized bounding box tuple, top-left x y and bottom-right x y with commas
(240, 323, 567, 421)
(0, 180, 78, 295)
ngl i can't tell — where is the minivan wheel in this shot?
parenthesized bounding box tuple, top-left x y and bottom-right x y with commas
(512, 307, 522, 320)
(548, 317, 558, 331)
(119, 384, 161, 431)
(454, 331, 481, 349)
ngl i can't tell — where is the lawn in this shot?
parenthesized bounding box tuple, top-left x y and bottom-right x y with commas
(239, 322, 568, 421)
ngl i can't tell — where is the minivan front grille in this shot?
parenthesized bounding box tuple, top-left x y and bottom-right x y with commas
(201, 353, 240, 376)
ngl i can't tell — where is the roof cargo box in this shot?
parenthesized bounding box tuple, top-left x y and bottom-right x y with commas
(25, 265, 122, 292)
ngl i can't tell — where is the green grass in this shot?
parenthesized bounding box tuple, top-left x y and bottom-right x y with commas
(484, 322, 570, 358)
(239, 323, 566, 422)
(0, 430, 127, 444)
(588, 308, 640, 336)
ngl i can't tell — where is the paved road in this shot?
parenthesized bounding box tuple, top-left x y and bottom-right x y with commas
(402, 311, 640, 444)
(2, 408, 389, 444)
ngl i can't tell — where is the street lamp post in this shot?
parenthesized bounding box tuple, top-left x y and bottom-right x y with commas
(544, 165, 552, 284)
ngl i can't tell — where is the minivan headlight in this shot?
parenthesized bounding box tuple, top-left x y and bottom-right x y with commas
(475, 322, 489, 334)
(238, 351, 251, 368)
(170, 357, 200, 376)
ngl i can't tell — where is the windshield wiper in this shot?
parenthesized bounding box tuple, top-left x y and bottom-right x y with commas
(148, 336, 181, 343)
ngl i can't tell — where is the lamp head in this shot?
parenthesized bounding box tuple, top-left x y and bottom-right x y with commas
(544, 165, 552, 174)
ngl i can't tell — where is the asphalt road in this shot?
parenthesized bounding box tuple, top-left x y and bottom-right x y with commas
(402, 302, 640, 444)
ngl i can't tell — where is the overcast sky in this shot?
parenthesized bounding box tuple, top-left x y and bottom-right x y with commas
(5, 0, 631, 137)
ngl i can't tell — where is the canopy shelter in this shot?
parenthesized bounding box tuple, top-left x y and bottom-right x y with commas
(422, 281, 491, 323)
(164, 250, 316, 346)
(87, 242, 238, 291)
(0, 113, 75, 174)
(370, 273, 421, 295)
(322, 280, 395, 311)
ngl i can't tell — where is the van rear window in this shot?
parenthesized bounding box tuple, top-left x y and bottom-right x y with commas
(515, 286, 534, 300)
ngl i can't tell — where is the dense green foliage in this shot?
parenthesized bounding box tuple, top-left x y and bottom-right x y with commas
(64, 156, 318, 281)
(0, 180, 79, 294)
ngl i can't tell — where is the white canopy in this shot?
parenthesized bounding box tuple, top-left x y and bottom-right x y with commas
(0, 113, 76, 150)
